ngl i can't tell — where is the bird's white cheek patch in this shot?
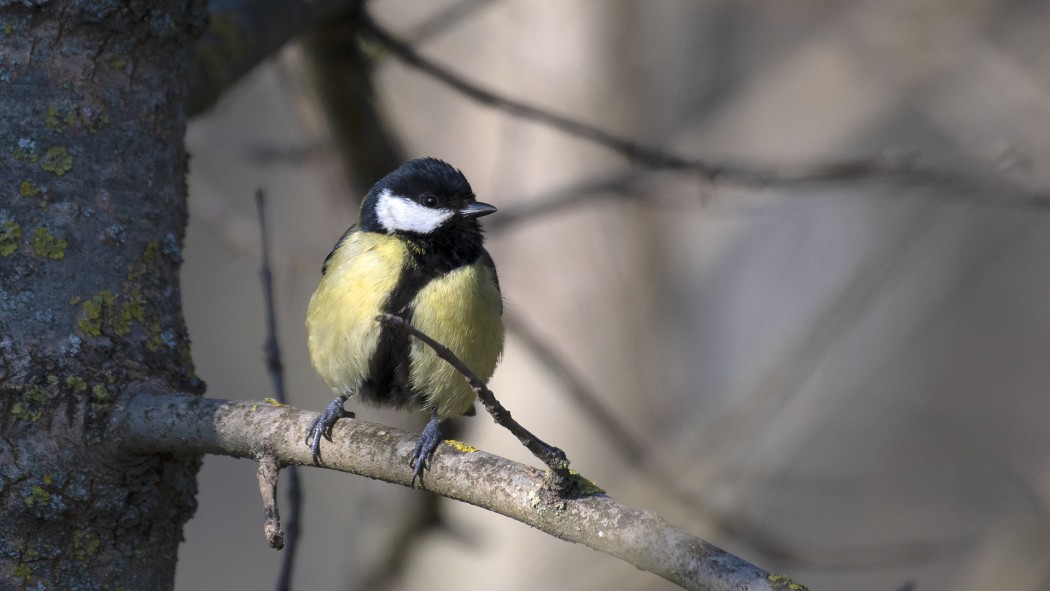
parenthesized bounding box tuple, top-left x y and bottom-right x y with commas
(376, 189, 454, 234)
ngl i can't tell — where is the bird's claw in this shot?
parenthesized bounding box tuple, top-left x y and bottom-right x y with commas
(410, 414, 444, 487)
(306, 395, 354, 465)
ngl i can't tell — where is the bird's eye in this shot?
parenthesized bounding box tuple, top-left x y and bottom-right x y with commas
(422, 195, 438, 207)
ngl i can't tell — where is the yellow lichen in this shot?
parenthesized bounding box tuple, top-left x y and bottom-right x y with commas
(767, 573, 808, 591)
(569, 469, 605, 495)
(33, 226, 67, 259)
(78, 291, 116, 336)
(24, 484, 50, 507)
(91, 385, 109, 402)
(65, 376, 88, 393)
(446, 439, 479, 453)
(19, 180, 40, 198)
(0, 221, 21, 257)
(44, 106, 75, 133)
(72, 530, 101, 561)
(39, 146, 73, 176)
(13, 563, 31, 580)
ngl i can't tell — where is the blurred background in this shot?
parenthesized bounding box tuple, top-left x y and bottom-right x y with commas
(176, 1, 1050, 589)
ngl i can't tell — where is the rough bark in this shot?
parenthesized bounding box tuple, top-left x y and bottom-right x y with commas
(114, 392, 798, 591)
(0, 2, 205, 589)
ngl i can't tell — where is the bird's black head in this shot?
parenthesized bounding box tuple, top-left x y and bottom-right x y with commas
(359, 158, 496, 238)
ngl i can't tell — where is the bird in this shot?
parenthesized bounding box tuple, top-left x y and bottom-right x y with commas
(304, 157, 505, 483)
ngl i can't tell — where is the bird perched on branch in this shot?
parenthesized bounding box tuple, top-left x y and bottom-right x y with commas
(305, 157, 505, 482)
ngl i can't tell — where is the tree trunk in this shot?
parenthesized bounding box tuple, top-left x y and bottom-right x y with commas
(0, 2, 205, 588)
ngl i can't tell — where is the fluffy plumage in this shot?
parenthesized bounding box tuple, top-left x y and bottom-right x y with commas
(304, 157, 504, 481)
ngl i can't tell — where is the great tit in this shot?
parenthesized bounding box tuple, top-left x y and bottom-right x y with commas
(305, 157, 505, 481)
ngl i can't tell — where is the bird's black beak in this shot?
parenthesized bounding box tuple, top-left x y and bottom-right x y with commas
(460, 201, 497, 219)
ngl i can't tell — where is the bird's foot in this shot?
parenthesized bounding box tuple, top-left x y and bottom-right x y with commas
(411, 413, 443, 487)
(305, 395, 355, 465)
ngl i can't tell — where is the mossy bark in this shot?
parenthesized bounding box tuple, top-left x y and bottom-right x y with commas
(0, 2, 206, 588)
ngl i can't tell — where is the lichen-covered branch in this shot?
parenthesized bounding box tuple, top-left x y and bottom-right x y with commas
(112, 391, 803, 591)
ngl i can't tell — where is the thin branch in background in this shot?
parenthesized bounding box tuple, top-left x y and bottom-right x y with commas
(505, 312, 808, 564)
(246, 141, 327, 167)
(186, 2, 1050, 204)
(504, 313, 645, 463)
(487, 171, 644, 231)
(508, 311, 964, 569)
(375, 313, 573, 491)
(406, 0, 506, 44)
(357, 12, 715, 178)
(257, 191, 287, 404)
(302, 8, 408, 197)
(255, 190, 302, 591)
(351, 494, 446, 591)
(359, 10, 1050, 205)
(360, 11, 897, 185)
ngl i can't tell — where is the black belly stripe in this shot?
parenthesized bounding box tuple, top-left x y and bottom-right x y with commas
(361, 236, 484, 409)
(361, 260, 432, 408)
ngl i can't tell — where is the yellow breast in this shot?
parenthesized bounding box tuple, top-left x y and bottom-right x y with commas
(306, 231, 405, 395)
(305, 230, 505, 418)
(409, 258, 504, 418)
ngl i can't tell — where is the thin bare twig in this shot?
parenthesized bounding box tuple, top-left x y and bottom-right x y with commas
(358, 12, 716, 179)
(257, 455, 285, 549)
(257, 191, 287, 404)
(255, 190, 302, 591)
(359, 11, 922, 186)
(375, 313, 573, 491)
(359, 11, 1050, 205)
(487, 171, 644, 231)
(406, 0, 506, 44)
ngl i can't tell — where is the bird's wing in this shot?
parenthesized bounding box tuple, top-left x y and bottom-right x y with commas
(320, 224, 358, 276)
(479, 250, 503, 316)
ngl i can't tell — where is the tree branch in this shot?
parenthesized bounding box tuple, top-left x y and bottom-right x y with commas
(299, 10, 408, 197)
(189, 0, 361, 115)
(358, 12, 717, 178)
(404, 0, 506, 44)
(360, 11, 1050, 204)
(189, 1, 1050, 207)
(257, 455, 284, 549)
(112, 391, 803, 591)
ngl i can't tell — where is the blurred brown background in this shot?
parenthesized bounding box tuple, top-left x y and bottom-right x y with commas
(176, 1, 1050, 589)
